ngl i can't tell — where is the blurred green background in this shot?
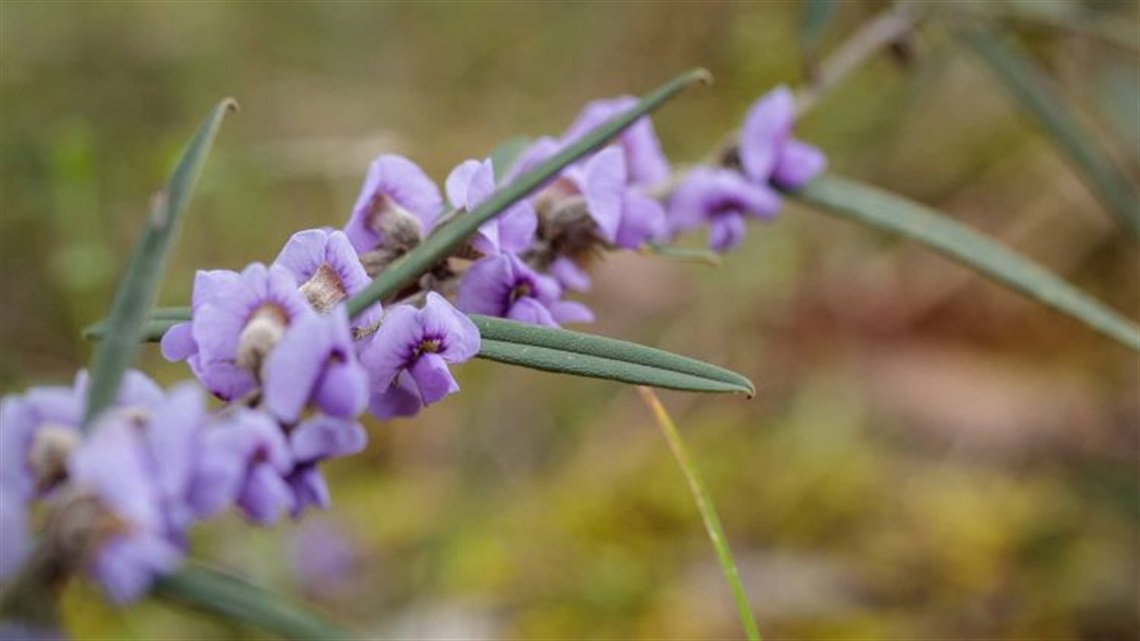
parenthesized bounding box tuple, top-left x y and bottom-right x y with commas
(2, 1, 1138, 639)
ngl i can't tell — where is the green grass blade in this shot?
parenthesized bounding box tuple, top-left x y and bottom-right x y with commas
(487, 135, 532, 176)
(83, 316, 184, 342)
(153, 564, 350, 640)
(800, 0, 839, 65)
(793, 174, 1140, 352)
(472, 315, 755, 395)
(344, 68, 711, 318)
(637, 387, 761, 641)
(963, 27, 1140, 237)
(641, 242, 723, 267)
(82, 99, 237, 427)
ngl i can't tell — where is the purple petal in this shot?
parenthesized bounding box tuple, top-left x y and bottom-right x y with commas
(420, 292, 480, 363)
(408, 352, 459, 405)
(580, 147, 627, 244)
(507, 297, 557, 327)
(314, 359, 369, 419)
(548, 257, 591, 293)
(496, 199, 538, 254)
(239, 462, 296, 525)
(272, 229, 328, 285)
(739, 86, 795, 182)
(160, 322, 197, 362)
(549, 300, 595, 324)
(290, 416, 367, 462)
(615, 191, 667, 249)
(91, 532, 183, 604)
(368, 372, 423, 420)
(773, 139, 827, 189)
(361, 304, 421, 390)
(456, 255, 514, 317)
(287, 465, 330, 517)
(562, 96, 670, 186)
(262, 313, 334, 423)
(708, 213, 747, 253)
(445, 159, 481, 209)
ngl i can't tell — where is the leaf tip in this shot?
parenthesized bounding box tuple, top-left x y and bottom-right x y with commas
(691, 67, 714, 88)
(220, 97, 241, 114)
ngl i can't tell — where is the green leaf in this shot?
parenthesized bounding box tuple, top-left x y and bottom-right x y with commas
(471, 315, 755, 395)
(641, 242, 723, 267)
(800, 0, 839, 64)
(83, 316, 183, 343)
(487, 135, 532, 176)
(638, 388, 761, 641)
(963, 27, 1140, 237)
(793, 174, 1140, 352)
(344, 68, 711, 318)
(153, 564, 350, 640)
(82, 100, 237, 427)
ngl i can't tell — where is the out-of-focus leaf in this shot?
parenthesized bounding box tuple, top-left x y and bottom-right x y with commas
(153, 564, 350, 641)
(963, 27, 1140, 237)
(641, 242, 723, 267)
(487, 135, 531, 176)
(344, 68, 711, 318)
(471, 315, 755, 396)
(800, 0, 839, 67)
(638, 387, 761, 641)
(793, 174, 1140, 352)
(82, 99, 238, 427)
(83, 316, 183, 342)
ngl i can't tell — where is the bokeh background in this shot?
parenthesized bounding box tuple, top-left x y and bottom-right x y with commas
(2, 1, 1139, 639)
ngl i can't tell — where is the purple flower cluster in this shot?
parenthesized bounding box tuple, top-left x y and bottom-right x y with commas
(1, 83, 825, 606)
(668, 86, 826, 252)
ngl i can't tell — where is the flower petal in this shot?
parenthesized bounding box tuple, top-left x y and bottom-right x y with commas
(773, 139, 827, 189)
(408, 352, 459, 405)
(740, 86, 795, 182)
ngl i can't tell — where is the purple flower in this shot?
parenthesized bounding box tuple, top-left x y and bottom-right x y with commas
(164, 264, 314, 402)
(445, 158, 537, 255)
(203, 409, 295, 525)
(262, 308, 369, 424)
(739, 86, 826, 189)
(272, 229, 373, 317)
(668, 167, 781, 253)
(561, 95, 671, 187)
(361, 292, 480, 419)
(288, 519, 360, 596)
(457, 253, 593, 327)
(344, 155, 442, 255)
(548, 256, 591, 293)
(68, 411, 185, 603)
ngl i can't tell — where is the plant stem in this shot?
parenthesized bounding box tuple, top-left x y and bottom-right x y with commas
(636, 386, 761, 641)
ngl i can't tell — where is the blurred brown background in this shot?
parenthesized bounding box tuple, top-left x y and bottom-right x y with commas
(1, 1, 1138, 639)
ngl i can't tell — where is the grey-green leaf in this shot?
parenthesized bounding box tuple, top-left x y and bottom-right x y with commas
(963, 27, 1140, 237)
(344, 68, 711, 318)
(801, 0, 839, 67)
(471, 315, 755, 396)
(793, 174, 1140, 352)
(81, 100, 237, 427)
(153, 564, 350, 640)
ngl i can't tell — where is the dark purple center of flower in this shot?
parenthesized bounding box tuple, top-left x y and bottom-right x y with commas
(509, 279, 533, 304)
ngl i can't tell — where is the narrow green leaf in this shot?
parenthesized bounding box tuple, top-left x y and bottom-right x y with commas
(344, 68, 711, 318)
(793, 174, 1140, 352)
(641, 242, 723, 267)
(963, 27, 1140, 237)
(471, 315, 755, 395)
(82, 100, 237, 427)
(153, 564, 350, 641)
(638, 387, 761, 641)
(487, 135, 531, 176)
(800, 0, 839, 62)
(83, 316, 183, 342)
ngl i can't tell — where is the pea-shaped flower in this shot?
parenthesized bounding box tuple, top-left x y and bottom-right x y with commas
(344, 154, 442, 256)
(361, 292, 480, 419)
(668, 167, 781, 253)
(739, 86, 827, 190)
(457, 253, 593, 327)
